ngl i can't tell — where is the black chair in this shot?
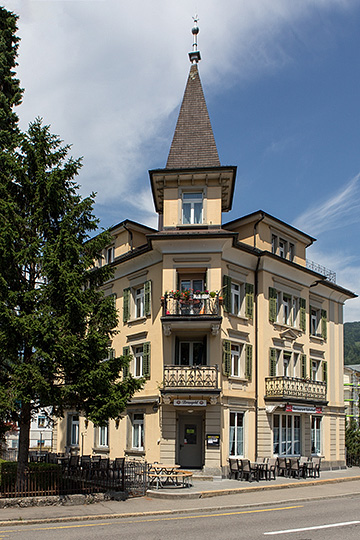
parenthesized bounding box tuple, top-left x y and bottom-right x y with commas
(267, 458, 277, 480)
(309, 457, 321, 478)
(277, 457, 289, 477)
(299, 456, 311, 478)
(288, 458, 302, 479)
(228, 458, 240, 480)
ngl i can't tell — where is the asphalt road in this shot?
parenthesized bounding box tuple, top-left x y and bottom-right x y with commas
(0, 494, 359, 539)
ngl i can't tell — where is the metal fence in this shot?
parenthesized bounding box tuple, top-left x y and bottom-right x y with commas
(0, 459, 148, 499)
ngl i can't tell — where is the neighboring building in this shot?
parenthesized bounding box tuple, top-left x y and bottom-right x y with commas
(4, 408, 54, 460)
(344, 365, 360, 424)
(56, 27, 356, 473)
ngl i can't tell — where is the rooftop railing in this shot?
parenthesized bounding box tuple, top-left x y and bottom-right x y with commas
(306, 259, 336, 284)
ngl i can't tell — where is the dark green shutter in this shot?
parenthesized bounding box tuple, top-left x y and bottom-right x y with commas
(144, 280, 151, 316)
(322, 361, 327, 384)
(301, 354, 307, 378)
(223, 275, 232, 313)
(222, 340, 231, 376)
(321, 310, 327, 340)
(123, 288, 130, 323)
(143, 342, 151, 379)
(245, 344, 252, 381)
(269, 287, 277, 323)
(300, 298, 306, 332)
(269, 348, 277, 377)
(122, 346, 130, 378)
(245, 283, 254, 319)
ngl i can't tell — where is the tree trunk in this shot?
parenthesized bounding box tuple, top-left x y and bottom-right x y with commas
(16, 402, 31, 492)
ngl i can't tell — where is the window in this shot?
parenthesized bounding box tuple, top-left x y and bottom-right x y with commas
(310, 307, 327, 339)
(223, 275, 254, 319)
(269, 349, 303, 379)
(229, 412, 244, 457)
(122, 343, 151, 379)
(37, 416, 46, 428)
(107, 246, 114, 264)
(177, 340, 206, 366)
(182, 192, 203, 224)
(135, 286, 145, 318)
(68, 414, 79, 446)
(311, 416, 321, 454)
(132, 413, 144, 450)
(311, 359, 320, 381)
(98, 424, 109, 447)
(273, 414, 301, 455)
(269, 287, 305, 331)
(223, 340, 252, 380)
(123, 280, 152, 322)
(180, 278, 204, 293)
(271, 234, 296, 261)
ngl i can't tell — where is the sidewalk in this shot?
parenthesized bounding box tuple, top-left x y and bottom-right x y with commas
(1, 467, 360, 526)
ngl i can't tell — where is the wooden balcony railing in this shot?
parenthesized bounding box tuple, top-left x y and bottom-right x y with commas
(161, 294, 221, 317)
(163, 365, 219, 389)
(265, 376, 327, 403)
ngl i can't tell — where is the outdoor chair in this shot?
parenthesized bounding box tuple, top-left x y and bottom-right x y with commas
(309, 457, 321, 478)
(228, 458, 240, 480)
(68, 454, 79, 475)
(299, 456, 311, 478)
(239, 459, 259, 482)
(267, 458, 277, 480)
(277, 457, 289, 477)
(288, 458, 302, 479)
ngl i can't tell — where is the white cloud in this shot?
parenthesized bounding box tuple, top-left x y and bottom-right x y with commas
(293, 174, 360, 236)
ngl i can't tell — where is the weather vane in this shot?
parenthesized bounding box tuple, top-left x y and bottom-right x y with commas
(189, 15, 201, 64)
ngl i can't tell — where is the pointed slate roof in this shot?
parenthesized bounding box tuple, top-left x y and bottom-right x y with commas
(166, 63, 220, 169)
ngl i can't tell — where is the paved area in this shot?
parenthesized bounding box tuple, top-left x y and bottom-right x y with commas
(1, 467, 360, 526)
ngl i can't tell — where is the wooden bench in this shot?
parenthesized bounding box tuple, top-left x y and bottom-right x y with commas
(148, 470, 193, 489)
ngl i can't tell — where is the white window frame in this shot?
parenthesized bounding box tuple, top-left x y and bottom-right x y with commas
(311, 359, 320, 381)
(98, 424, 109, 447)
(310, 308, 320, 336)
(177, 340, 205, 366)
(311, 416, 322, 455)
(132, 413, 144, 450)
(107, 246, 114, 264)
(37, 416, 46, 429)
(134, 285, 145, 319)
(231, 281, 244, 317)
(230, 342, 245, 378)
(273, 413, 301, 456)
(229, 411, 244, 457)
(181, 191, 203, 225)
(271, 234, 296, 261)
(277, 291, 299, 328)
(69, 414, 79, 446)
(279, 238, 287, 259)
(133, 345, 144, 378)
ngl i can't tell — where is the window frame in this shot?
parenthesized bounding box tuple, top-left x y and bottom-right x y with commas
(229, 411, 244, 458)
(273, 413, 301, 456)
(181, 191, 204, 225)
(311, 416, 322, 455)
(131, 413, 144, 451)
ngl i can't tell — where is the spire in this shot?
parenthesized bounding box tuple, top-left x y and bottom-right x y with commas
(166, 18, 220, 169)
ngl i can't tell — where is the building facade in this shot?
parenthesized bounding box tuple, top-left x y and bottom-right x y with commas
(344, 365, 360, 424)
(56, 35, 355, 473)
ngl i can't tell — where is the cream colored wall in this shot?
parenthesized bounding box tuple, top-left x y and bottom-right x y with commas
(162, 184, 223, 228)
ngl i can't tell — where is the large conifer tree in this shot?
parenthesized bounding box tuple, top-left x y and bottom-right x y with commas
(0, 8, 143, 475)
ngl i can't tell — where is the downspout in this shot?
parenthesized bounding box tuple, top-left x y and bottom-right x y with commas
(253, 212, 264, 462)
(123, 222, 133, 252)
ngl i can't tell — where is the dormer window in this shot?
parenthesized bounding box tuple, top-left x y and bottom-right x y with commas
(182, 192, 203, 225)
(271, 234, 295, 262)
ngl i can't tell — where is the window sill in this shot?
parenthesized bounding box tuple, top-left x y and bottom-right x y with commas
(228, 313, 250, 324)
(273, 323, 303, 334)
(228, 376, 249, 383)
(310, 335, 325, 344)
(92, 447, 110, 455)
(125, 449, 145, 457)
(127, 316, 148, 326)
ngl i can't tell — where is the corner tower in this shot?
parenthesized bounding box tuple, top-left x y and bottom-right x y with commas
(150, 19, 236, 230)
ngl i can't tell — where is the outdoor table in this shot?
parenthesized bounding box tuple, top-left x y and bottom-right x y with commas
(148, 464, 191, 489)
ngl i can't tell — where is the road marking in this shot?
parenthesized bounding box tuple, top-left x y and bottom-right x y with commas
(264, 520, 360, 535)
(0, 505, 303, 533)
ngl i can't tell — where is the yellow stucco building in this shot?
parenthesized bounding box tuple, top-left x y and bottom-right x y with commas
(56, 34, 355, 474)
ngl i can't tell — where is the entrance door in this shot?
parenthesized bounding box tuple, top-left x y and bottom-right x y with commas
(178, 415, 203, 469)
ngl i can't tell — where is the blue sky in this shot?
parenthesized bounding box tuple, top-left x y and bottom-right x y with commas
(4, 0, 360, 321)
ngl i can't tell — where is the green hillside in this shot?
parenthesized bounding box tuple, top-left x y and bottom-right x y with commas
(344, 321, 360, 365)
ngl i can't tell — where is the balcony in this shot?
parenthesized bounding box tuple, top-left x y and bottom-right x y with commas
(161, 293, 222, 335)
(265, 376, 327, 404)
(163, 365, 219, 392)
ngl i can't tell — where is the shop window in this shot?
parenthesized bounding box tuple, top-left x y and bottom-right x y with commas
(273, 414, 301, 455)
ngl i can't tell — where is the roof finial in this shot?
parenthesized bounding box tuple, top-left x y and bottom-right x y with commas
(189, 15, 201, 64)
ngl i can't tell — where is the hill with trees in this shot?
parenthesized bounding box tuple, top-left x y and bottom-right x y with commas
(344, 321, 360, 365)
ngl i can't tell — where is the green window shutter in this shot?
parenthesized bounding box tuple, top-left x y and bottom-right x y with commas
(269, 287, 278, 323)
(269, 348, 277, 377)
(144, 280, 152, 317)
(301, 354, 307, 379)
(122, 346, 130, 378)
(223, 275, 232, 313)
(321, 309, 327, 340)
(245, 344, 253, 381)
(222, 340, 231, 377)
(299, 298, 306, 332)
(143, 342, 151, 380)
(322, 361, 328, 384)
(109, 348, 115, 360)
(123, 288, 130, 323)
(245, 283, 254, 319)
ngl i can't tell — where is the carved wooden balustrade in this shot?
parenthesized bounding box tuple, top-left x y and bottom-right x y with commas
(163, 365, 219, 389)
(265, 376, 327, 403)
